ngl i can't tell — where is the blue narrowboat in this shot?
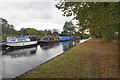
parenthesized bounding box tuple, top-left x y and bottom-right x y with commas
(59, 36, 71, 42)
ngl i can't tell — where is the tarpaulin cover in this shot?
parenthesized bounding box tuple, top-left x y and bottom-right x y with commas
(59, 36, 71, 40)
(16, 37, 29, 40)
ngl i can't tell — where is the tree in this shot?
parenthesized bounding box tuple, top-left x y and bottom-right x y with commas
(9, 24, 14, 29)
(38, 30, 45, 36)
(19, 28, 28, 35)
(63, 21, 67, 31)
(56, 2, 119, 42)
(27, 28, 38, 35)
(1, 18, 19, 35)
(44, 29, 47, 36)
(63, 21, 75, 35)
(61, 30, 68, 36)
(52, 29, 59, 36)
(47, 29, 52, 35)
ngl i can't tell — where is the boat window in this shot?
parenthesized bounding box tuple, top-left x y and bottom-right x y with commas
(55, 37, 57, 40)
(41, 37, 45, 40)
(50, 37, 52, 40)
(41, 37, 47, 40)
(11, 39, 16, 42)
(44, 37, 47, 40)
(29, 37, 37, 41)
(47, 37, 50, 40)
(18, 39, 26, 42)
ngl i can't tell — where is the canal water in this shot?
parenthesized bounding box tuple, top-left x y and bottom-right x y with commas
(1, 39, 88, 78)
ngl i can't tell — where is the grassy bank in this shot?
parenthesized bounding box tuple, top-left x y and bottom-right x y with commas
(16, 38, 118, 78)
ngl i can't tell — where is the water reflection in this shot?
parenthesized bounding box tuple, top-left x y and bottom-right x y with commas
(40, 42, 60, 50)
(2, 46, 37, 58)
(60, 40, 80, 51)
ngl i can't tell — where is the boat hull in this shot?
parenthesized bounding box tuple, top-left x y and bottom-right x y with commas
(5, 41, 37, 48)
(60, 40, 71, 42)
(38, 40, 60, 44)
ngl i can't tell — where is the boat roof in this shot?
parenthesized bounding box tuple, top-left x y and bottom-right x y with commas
(16, 37, 29, 40)
(23, 35, 33, 37)
(41, 37, 58, 38)
(59, 36, 71, 40)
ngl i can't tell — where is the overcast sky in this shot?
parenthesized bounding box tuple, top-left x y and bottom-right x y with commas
(0, 1, 75, 31)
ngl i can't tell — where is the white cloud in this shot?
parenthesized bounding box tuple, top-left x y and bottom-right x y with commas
(0, 0, 56, 2)
(0, 2, 75, 31)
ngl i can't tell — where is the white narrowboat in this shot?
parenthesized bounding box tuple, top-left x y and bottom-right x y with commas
(5, 36, 37, 48)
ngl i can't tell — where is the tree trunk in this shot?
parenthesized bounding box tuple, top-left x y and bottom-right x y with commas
(104, 26, 112, 42)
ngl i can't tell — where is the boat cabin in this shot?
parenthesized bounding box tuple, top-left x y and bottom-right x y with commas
(6, 36, 16, 42)
(40, 37, 59, 42)
(6, 36, 37, 43)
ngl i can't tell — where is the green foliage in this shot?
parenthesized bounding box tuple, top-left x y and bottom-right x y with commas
(47, 30, 52, 35)
(63, 21, 75, 32)
(19, 28, 39, 35)
(38, 30, 45, 36)
(63, 21, 76, 36)
(61, 30, 69, 36)
(19, 28, 28, 35)
(52, 29, 60, 36)
(53, 32, 59, 36)
(1, 18, 19, 35)
(82, 34, 90, 39)
(27, 28, 38, 35)
(56, 2, 119, 42)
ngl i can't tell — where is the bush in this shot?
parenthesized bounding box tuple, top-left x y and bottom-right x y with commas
(82, 34, 90, 39)
(112, 33, 118, 40)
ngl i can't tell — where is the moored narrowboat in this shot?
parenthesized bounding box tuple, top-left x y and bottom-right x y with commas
(4, 35, 37, 48)
(39, 37, 60, 43)
(59, 36, 71, 42)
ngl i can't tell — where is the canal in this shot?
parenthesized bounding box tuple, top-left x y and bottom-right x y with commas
(2, 39, 88, 78)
